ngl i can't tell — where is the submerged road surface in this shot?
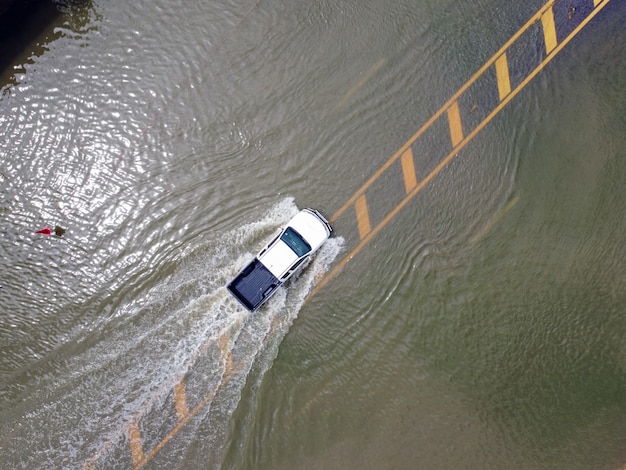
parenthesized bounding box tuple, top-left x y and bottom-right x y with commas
(1, 0, 625, 468)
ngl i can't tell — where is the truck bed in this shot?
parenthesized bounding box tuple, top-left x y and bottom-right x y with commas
(226, 258, 282, 312)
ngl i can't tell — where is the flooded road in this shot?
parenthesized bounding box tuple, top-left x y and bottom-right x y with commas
(1, 0, 625, 468)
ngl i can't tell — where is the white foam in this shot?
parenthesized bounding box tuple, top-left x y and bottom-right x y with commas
(64, 197, 344, 467)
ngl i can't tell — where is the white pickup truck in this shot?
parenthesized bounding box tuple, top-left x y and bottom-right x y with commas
(227, 208, 332, 311)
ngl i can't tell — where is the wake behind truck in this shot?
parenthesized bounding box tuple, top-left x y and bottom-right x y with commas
(227, 208, 332, 312)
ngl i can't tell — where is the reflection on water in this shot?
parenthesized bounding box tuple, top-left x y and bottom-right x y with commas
(0, 0, 96, 91)
(0, 0, 625, 468)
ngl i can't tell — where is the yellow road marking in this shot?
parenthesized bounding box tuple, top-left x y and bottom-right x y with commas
(355, 194, 371, 239)
(81, 333, 232, 470)
(129, 340, 244, 470)
(132, 341, 250, 470)
(329, 1, 557, 226)
(173, 381, 189, 422)
(313, 0, 612, 299)
(495, 53, 512, 100)
(400, 148, 418, 193)
(447, 101, 464, 148)
(541, 7, 558, 54)
(129, 421, 144, 467)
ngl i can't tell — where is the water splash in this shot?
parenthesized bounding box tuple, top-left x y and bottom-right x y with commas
(0, 198, 343, 469)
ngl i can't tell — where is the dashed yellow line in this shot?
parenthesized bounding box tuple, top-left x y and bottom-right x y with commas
(129, 420, 144, 467)
(173, 381, 189, 422)
(329, 0, 558, 227)
(541, 7, 558, 54)
(447, 101, 464, 148)
(495, 53, 512, 100)
(355, 194, 372, 239)
(400, 148, 418, 194)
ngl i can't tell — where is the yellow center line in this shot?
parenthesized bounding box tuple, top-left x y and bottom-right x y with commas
(495, 53, 512, 100)
(312, 0, 612, 299)
(400, 148, 418, 193)
(81, 332, 231, 470)
(132, 351, 242, 469)
(173, 381, 190, 422)
(329, 0, 557, 225)
(129, 421, 144, 467)
(447, 101, 464, 147)
(541, 6, 558, 54)
(355, 194, 372, 239)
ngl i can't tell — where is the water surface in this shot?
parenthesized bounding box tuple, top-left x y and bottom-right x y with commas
(1, 0, 625, 468)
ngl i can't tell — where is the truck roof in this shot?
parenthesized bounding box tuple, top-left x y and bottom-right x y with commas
(258, 239, 300, 279)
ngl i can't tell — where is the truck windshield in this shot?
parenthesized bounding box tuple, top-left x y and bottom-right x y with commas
(280, 227, 311, 257)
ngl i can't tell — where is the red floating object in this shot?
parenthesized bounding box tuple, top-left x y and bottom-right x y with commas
(36, 227, 52, 236)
